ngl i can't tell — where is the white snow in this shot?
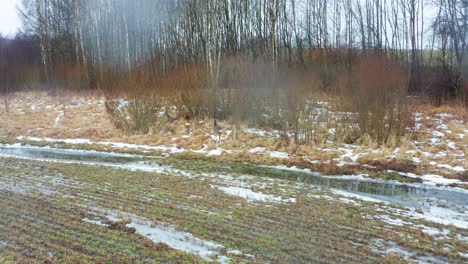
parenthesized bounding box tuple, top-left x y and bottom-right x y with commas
(310, 193, 360, 205)
(436, 124, 449, 130)
(371, 239, 422, 262)
(436, 113, 455, 118)
(436, 164, 465, 172)
(214, 186, 296, 203)
(207, 148, 223, 156)
(17, 136, 185, 154)
(249, 147, 266, 153)
(54, 111, 64, 128)
(447, 141, 457, 149)
(339, 148, 360, 164)
(420, 174, 462, 186)
(432, 131, 445, 138)
(94, 210, 245, 263)
(243, 128, 279, 138)
(378, 215, 410, 226)
(269, 151, 289, 159)
(418, 226, 450, 237)
(125, 220, 225, 262)
(409, 207, 468, 229)
(117, 99, 130, 111)
(82, 218, 108, 227)
(332, 190, 387, 204)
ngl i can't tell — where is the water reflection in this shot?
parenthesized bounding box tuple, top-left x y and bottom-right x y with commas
(0, 146, 466, 207)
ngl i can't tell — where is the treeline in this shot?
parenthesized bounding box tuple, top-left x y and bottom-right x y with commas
(0, 34, 41, 111)
(1, 0, 467, 143)
(14, 0, 467, 94)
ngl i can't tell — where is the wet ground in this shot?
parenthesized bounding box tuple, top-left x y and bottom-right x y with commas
(0, 144, 467, 263)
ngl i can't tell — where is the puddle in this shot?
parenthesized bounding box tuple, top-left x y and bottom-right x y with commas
(260, 165, 468, 208)
(0, 145, 141, 164)
(0, 145, 174, 175)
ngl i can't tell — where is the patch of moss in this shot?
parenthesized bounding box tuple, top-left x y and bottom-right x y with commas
(0, 137, 16, 144)
(374, 171, 423, 183)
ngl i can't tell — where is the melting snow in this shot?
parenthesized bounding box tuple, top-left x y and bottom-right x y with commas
(243, 128, 280, 138)
(249, 147, 266, 153)
(269, 151, 289, 159)
(17, 136, 185, 154)
(83, 210, 252, 263)
(436, 113, 455, 118)
(339, 148, 360, 164)
(432, 131, 445, 138)
(418, 226, 450, 237)
(372, 239, 413, 258)
(82, 218, 108, 227)
(54, 111, 64, 128)
(436, 164, 465, 172)
(332, 190, 386, 204)
(207, 148, 224, 156)
(378, 215, 411, 226)
(420, 174, 463, 186)
(214, 185, 296, 203)
(447, 141, 457, 149)
(410, 207, 468, 229)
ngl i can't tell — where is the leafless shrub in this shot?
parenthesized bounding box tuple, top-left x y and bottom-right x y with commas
(105, 89, 166, 135)
(337, 56, 412, 144)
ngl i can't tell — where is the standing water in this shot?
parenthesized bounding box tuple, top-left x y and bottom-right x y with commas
(0, 145, 467, 211)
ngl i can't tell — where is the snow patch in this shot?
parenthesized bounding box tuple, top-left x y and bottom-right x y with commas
(17, 136, 185, 154)
(54, 111, 64, 128)
(332, 190, 387, 204)
(436, 164, 465, 172)
(249, 147, 266, 154)
(432, 131, 445, 138)
(214, 185, 296, 203)
(82, 218, 108, 227)
(207, 148, 224, 156)
(378, 215, 411, 226)
(83, 210, 251, 263)
(420, 174, 462, 186)
(269, 151, 289, 159)
(418, 226, 450, 238)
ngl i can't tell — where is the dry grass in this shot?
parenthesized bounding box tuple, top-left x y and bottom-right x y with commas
(1, 91, 466, 181)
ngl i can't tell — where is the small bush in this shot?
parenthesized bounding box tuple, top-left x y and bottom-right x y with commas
(105, 94, 166, 134)
(337, 56, 412, 144)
